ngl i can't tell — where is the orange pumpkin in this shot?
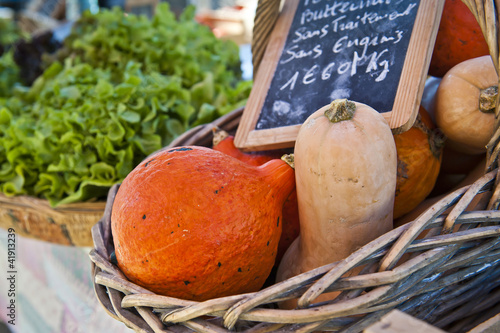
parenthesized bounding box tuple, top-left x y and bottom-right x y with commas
(212, 128, 300, 263)
(111, 146, 295, 301)
(429, 0, 490, 77)
(393, 106, 445, 219)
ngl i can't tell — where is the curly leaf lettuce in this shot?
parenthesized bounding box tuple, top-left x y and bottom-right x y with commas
(0, 4, 252, 206)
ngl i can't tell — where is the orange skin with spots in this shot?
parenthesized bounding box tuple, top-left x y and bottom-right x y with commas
(429, 0, 490, 77)
(213, 134, 300, 263)
(111, 146, 295, 301)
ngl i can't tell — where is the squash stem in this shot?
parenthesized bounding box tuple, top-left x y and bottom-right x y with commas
(479, 85, 498, 113)
(324, 99, 356, 123)
(212, 126, 229, 146)
(281, 154, 294, 169)
(413, 113, 447, 159)
(429, 128, 446, 159)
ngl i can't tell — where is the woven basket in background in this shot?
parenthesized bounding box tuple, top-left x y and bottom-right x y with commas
(89, 1, 500, 332)
(0, 193, 105, 247)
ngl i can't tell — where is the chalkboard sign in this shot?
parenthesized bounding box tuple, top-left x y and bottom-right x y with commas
(235, 0, 444, 151)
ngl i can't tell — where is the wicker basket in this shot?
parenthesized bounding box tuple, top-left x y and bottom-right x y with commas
(89, 1, 500, 332)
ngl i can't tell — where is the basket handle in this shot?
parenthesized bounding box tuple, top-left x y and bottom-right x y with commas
(252, 0, 282, 78)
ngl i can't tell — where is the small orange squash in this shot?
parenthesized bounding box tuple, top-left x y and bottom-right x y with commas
(111, 146, 295, 301)
(276, 99, 397, 308)
(393, 106, 445, 219)
(434, 55, 498, 155)
(212, 128, 300, 263)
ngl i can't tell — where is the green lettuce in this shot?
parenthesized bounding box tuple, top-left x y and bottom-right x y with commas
(0, 4, 252, 206)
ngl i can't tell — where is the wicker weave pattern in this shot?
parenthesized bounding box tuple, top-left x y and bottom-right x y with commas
(89, 1, 500, 332)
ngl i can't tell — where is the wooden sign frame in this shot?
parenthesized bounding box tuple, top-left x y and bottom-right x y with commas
(235, 0, 445, 151)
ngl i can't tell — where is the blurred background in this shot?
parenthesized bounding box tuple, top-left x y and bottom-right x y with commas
(0, 0, 256, 79)
(0, 0, 257, 45)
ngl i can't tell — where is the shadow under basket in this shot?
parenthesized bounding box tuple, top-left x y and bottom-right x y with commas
(90, 105, 500, 332)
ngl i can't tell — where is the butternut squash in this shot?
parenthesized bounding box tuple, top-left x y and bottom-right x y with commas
(276, 99, 397, 308)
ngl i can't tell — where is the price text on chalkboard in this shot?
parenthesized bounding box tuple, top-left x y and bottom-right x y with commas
(235, 0, 444, 151)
